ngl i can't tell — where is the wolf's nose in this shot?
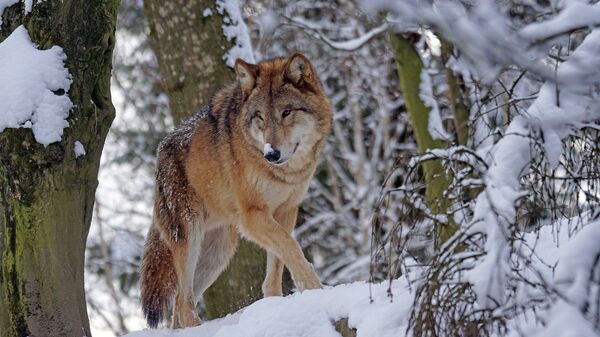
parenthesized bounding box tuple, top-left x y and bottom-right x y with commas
(264, 149, 281, 162)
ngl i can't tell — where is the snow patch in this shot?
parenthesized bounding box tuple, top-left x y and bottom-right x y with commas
(74, 140, 86, 157)
(216, 0, 255, 67)
(123, 279, 412, 337)
(0, 25, 72, 146)
(202, 8, 213, 17)
(419, 68, 451, 140)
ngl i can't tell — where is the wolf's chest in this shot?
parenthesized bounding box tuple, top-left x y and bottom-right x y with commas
(249, 172, 307, 209)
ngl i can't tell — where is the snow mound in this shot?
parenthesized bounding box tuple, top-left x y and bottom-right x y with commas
(123, 280, 412, 337)
(0, 25, 72, 146)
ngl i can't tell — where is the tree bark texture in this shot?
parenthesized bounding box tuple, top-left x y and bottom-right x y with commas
(143, 0, 267, 319)
(0, 1, 119, 336)
(144, 0, 236, 125)
(388, 33, 455, 245)
(441, 40, 470, 146)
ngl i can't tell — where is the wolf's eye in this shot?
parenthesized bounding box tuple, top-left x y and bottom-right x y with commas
(281, 110, 291, 118)
(253, 111, 263, 121)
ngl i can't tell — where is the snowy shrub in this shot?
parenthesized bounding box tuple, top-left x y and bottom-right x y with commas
(365, 1, 600, 336)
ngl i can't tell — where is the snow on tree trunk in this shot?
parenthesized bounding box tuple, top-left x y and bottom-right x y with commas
(0, 1, 119, 336)
(388, 33, 455, 245)
(143, 0, 266, 319)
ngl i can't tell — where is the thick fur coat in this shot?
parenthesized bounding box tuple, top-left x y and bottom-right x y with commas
(140, 54, 332, 329)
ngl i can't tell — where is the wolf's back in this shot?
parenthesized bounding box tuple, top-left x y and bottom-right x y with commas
(140, 226, 176, 328)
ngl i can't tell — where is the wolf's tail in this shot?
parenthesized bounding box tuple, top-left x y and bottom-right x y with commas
(140, 226, 176, 328)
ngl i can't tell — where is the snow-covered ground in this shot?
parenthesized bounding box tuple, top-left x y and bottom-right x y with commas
(121, 213, 600, 337)
(123, 279, 412, 337)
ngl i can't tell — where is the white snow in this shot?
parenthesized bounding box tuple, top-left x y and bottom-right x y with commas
(123, 279, 412, 337)
(419, 68, 450, 140)
(216, 0, 255, 67)
(258, 9, 278, 37)
(121, 221, 600, 337)
(0, 25, 72, 146)
(23, 0, 32, 12)
(508, 219, 600, 337)
(361, 0, 600, 83)
(555, 221, 600, 285)
(320, 23, 388, 51)
(520, 2, 600, 42)
(202, 8, 213, 18)
(465, 28, 600, 308)
(74, 140, 86, 157)
(263, 143, 273, 156)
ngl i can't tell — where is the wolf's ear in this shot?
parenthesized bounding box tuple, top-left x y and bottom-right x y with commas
(285, 53, 317, 91)
(235, 58, 258, 97)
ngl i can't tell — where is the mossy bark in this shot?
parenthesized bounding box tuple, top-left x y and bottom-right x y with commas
(0, 1, 119, 336)
(441, 41, 470, 146)
(144, 0, 267, 319)
(388, 33, 455, 245)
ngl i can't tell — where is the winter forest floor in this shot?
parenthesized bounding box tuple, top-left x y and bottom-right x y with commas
(123, 279, 412, 337)
(122, 220, 595, 337)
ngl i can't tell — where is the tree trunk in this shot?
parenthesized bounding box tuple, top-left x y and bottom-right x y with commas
(0, 1, 119, 336)
(441, 40, 470, 146)
(388, 33, 455, 245)
(143, 0, 266, 319)
(144, 0, 236, 125)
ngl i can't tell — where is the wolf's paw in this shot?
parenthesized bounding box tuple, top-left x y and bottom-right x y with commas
(262, 281, 283, 297)
(182, 311, 202, 328)
(171, 308, 202, 329)
(295, 273, 323, 291)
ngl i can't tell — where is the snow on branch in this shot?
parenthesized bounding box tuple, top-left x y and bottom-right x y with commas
(521, 2, 600, 44)
(0, 25, 72, 146)
(466, 28, 600, 308)
(284, 16, 388, 51)
(361, 0, 600, 83)
(534, 220, 600, 337)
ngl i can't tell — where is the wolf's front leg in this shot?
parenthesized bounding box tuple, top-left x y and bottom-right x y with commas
(169, 230, 203, 329)
(241, 207, 322, 293)
(262, 207, 300, 297)
(263, 252, 285, 297)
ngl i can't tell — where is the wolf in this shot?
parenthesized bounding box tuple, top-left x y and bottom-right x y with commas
(140, 53, 332, 329)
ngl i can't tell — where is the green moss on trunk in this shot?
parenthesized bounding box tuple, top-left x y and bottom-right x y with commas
(441, 40, 470, 146)
(0, 1, 119, 336)
(388, 33, 455, 245)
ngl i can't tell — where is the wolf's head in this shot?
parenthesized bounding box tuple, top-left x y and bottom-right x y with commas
(234, 53, 332, 166)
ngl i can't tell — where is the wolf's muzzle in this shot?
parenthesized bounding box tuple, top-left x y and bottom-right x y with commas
(264, 149, 281, 163)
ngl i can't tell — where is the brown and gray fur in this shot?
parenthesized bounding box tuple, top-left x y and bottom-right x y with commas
(140, 53, 332, 329)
